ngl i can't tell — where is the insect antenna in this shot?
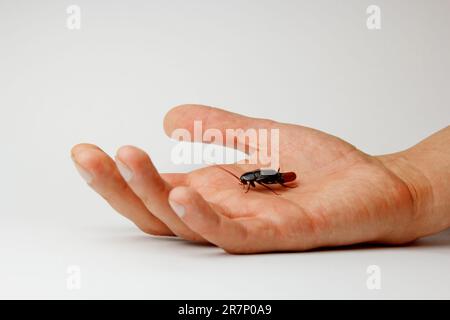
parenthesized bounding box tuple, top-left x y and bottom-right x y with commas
(205, 161, 241, 182)
(214, 165, 241, 181)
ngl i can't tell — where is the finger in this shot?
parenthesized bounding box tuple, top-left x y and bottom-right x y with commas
(115, 145, 205, 242)
(160, 173, 188, 187)
(71, 143, 173, 236)
(168, 186, 255, 254)
(163, 104, 279, 154)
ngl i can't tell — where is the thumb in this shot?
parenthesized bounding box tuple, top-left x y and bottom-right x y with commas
(163, 104, 278, 154)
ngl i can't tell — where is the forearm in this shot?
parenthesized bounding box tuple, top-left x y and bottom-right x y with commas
(380, 126, 450, 236)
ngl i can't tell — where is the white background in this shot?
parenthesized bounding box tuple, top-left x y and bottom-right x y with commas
(0, 0, 449, 299)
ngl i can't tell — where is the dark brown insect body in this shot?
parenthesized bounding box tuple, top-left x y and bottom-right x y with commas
(216, 166, 297, 195)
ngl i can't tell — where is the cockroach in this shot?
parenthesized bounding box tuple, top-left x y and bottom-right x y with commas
(214, 166, 297, 195)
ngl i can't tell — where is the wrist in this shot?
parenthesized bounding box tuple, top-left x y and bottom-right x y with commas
(378, 128, 450, 236)
(378, 152, 436, 236)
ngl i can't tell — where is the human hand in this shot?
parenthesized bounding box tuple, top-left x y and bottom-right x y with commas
(71, 105, 450, 253)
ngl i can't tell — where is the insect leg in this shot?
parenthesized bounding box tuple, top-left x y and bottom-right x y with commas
(256, 181, 280, 195)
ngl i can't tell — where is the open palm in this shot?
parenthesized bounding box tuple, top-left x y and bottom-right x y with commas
(72, 105, 418, 253)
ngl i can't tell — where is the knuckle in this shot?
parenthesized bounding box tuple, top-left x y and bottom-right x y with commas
(185, 233, 206, 243)
(100, 179, 129, 204)
(139, 194, 153, 209)
(220, 223, 253, 254)
(138, 224, 170, 237)
(223, 244, 256, 255)
(223, 245, 244, 254)
(265, 119, 278, 127)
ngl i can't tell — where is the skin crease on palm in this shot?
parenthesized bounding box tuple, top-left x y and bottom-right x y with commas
(71, 104, 450, 254)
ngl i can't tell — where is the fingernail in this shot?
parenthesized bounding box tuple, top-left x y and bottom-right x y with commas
(169, 199, 185, 218)
(116, 159, 133, 182)
(73, 161, 93, 184)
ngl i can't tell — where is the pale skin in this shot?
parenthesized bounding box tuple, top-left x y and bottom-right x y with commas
(71, 105, 450, 254)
